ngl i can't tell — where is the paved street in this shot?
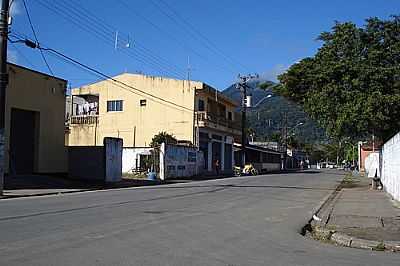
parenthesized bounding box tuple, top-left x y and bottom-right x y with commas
(0, 170, 398, 266)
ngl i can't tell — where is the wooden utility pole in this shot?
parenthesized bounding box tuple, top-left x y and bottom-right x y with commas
(0, 0, 9, 197)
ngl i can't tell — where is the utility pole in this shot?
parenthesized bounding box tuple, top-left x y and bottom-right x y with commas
(281, 112, 288, 170)
(0, 0, 9, 197)
(236, 74, 257, 168)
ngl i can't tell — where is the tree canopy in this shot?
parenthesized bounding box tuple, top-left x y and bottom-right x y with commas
(150, 131, 177, 147)
(275, 16, 400, 141)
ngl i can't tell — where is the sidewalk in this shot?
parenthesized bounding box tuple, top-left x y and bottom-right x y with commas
(311, 174, 400, 251)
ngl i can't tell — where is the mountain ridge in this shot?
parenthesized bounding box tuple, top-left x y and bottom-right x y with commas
(222, 78, 327, 144)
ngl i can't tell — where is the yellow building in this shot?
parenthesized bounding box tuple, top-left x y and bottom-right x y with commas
(67, 73, 241, 173)
(5, 63, 67, 175)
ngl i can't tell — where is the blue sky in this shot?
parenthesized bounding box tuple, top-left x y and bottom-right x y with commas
(7, 0, 400, 90)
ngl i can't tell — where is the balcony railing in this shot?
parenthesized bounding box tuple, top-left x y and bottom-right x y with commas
(70, 115, 99, 125)
(195, 111, 241, 131)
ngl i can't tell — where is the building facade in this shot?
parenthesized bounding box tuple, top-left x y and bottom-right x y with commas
(5, 63, 67, 175)
(66, 73, 240, 174)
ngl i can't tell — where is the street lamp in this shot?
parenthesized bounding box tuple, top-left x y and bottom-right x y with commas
(252, 94, 272, 108)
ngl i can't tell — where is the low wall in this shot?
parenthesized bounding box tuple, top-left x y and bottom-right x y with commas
(253, 162, 281, 173)
(160, 143, 204, 180)
(381, 132, 400, 201)
(69, 146, 105, 181)
(69, 137, 122, 182)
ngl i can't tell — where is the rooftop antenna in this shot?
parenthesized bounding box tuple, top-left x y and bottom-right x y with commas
(126, 34, 131, 48)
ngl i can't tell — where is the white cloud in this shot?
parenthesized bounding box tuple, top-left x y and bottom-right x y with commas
(260, 64, 288, 82)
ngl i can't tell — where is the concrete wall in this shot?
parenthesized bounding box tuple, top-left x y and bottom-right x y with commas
(68, 146, 105, 181)
(381, 132, 400, 201)
(104, 138, 123, 182)
(68, 74, 199, 147)
(252, 163, 281, 172)
(160, 143, 204, 180)
(69, 138, 122, 182)
(5, 64, 67, 173)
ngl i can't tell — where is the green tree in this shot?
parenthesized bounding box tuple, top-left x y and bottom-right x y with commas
(150, 131, 177, 147)
(270, 132, 282, 144)
(276, 16, 400, 141)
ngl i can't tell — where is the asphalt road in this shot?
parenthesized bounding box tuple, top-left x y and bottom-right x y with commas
(0, 170, 398, 265)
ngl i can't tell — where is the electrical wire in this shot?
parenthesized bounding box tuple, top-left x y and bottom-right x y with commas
(117, 0, 238, 76)
(35, 0, 182, 78)
(9, 41, 36, 68)
(10, 38, 195, 113)
(21, 0, 54, 76)
(58, 0, 185, 77)
(43, 47, 194, 113)
(35, 0, 186, 79)
(9, 33, 196, 114)
(156, 0, 250, 72)
(148, 0, 242, 74)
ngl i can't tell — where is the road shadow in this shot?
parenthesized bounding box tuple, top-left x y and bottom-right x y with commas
(4, 175, 163, 190)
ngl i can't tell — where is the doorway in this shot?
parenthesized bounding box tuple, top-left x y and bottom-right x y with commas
(9, 108, 39, 175)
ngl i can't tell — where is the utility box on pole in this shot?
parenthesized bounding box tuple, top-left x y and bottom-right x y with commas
(0, 0, 10, 197)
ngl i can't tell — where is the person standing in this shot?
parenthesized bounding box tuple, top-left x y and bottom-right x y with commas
(215, 159, 220, 176)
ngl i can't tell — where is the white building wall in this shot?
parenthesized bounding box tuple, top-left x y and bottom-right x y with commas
(381, 132, 400, 201)
(122, 147, 153, 173)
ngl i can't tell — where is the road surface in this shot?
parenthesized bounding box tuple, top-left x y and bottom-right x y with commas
(0, 170, 398, 265)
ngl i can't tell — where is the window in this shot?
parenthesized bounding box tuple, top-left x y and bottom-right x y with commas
(198, 99, 205, 111)
(140, 99, 147, 106)
(228, 111, 232, 121)
(107, 100, 123, 112)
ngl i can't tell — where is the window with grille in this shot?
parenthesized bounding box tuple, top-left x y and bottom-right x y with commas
(107, 100, 123, 112)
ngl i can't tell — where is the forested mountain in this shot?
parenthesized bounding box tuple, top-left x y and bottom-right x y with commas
(222, 79, 327, 144)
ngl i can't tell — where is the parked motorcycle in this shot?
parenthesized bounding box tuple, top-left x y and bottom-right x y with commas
(234, 164, 259, 176)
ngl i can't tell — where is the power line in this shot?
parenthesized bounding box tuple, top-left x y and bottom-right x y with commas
(155, 0, 249, 72)
(37, 0, 184, 78)
(57, 0, 186, 76)
(46, 48, 194, 113)
(13, 38, 194, 113)
(148, 0, 241, 74)
(9, 34, 193, 113)
(9, 41, 36, 68)
(21, 0, 54, 75)
(117, 0, 238, 76)
(35, 0, 186, 79)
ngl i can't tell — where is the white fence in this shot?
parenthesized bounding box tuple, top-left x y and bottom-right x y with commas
(381, 132, 400, 201)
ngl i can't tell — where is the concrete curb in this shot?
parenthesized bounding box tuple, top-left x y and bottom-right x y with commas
(300, 178, 343, 235)
(3, 188, 97, 199)
(314, 226, 400, 252)
(2, 181, 166, 199)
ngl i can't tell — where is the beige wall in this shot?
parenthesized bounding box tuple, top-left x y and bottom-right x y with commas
(195, 92, 237, 121)
(69, 74, 199, 147)
(5, 64, 67, 173)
